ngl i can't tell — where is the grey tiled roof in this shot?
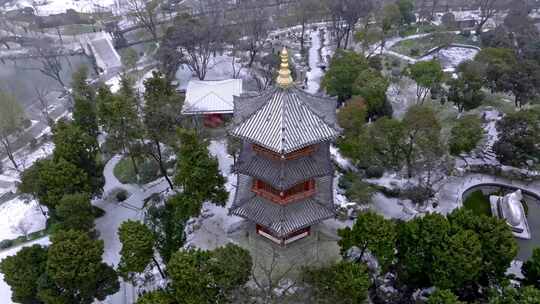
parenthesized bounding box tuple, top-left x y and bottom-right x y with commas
(230, 86, 340, 154)
(230, 174, 336, 237)
(235, 142, 333, 190)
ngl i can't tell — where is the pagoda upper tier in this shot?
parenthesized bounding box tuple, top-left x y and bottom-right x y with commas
(230, 86, 340, 154)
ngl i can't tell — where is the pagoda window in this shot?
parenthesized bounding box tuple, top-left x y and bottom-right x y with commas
(252, 179, 316, 205)
(252, 144, 315, 161)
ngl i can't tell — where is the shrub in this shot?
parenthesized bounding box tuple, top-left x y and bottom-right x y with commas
(0, 239, 14, 249)
(116, 189, 128, 202)
(461, 30, 471, 37)
(410, 48, 420, 57)
(366, 166, 384, 178)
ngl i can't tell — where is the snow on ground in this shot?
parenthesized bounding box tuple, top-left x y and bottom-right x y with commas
(184, 139, 243, 250)
(386, 78, 418, 119)
(2, 0, 116, 15)
(105, 75, 122, 93)
(422, 47, 479, 72)
(0, 198, 47, 242)
(0, 237, 50, 304)
(330, 146, 354, 171)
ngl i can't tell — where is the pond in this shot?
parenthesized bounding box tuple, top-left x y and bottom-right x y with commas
(0, 54, 94, 108)
(462, 184, 540, 261)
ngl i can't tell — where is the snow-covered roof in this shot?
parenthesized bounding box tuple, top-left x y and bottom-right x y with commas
(230, 86, 340, 154)
(182, 79, 243, 115)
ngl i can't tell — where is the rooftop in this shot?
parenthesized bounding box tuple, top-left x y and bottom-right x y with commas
(182, 79, 243, 115)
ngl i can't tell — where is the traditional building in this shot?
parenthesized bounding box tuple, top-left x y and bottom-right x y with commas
(229, 48, 340, 245)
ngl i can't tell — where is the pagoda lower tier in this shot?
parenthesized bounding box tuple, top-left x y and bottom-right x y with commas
(230, 174, 336, 245)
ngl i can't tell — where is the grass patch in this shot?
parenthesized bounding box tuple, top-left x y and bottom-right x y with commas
(464, 190, 492, 216)
(391, 33, 480, 58)
(114, 156, 170, 185)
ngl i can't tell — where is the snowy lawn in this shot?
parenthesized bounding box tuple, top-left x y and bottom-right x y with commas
(0, 198, 47, 242)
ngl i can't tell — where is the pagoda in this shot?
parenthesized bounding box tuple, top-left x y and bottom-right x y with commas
(229, 48, 341, 245)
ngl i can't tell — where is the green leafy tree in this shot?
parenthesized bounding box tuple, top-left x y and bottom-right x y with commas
(71, 67, 99, 141)
(0, 91, 25, 170)
(352, 68, 389, 114)
(52, 120, 103, 196)
(39, 230, 119, 304)
(431, 230, 482, 293)
(489, 285, 540, 304)
(303, 261, 370, 304)
(0, 245, 48, 304)
(493, 108, 540, 168)
(448, 61, 485, 112)
(427, 289, 464, 304)
(71, 65, 95, 102)
(56, 193, 95, 233)
(118, 220, 165, 279)
(167, 244, 252, 304)
(475, 48, 517, 94)
(142, 71, 183, 189)
(523, 248, 540, 288)
(322, 50, 368, 102)
(136, 290, 175, 304)
(97, 78, 142, 175)
(338, 212, 396, 270)
(408, 60, 444, 103)
(337, 98, 367, 137)
(19, 158, 91, 212)
(145, 193, 199, 264)
(402, 105, 443, 178)
(448, 209, 517, 286)
(175, 129, 228, 206)
(397, 0, 416, 25)
(449, 115, 484, 156)
(396, 213, 451, 289)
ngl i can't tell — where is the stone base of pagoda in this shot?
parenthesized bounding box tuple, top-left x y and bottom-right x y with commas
(256, 224, 310, 246)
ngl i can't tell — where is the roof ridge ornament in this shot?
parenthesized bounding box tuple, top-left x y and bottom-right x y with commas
(276, 47, 293, 88)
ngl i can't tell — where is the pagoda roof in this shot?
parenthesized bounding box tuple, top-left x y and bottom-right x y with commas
(230, 86, 340, 154)
(235, 142, 333, 190)
(230, 174, 335, 237)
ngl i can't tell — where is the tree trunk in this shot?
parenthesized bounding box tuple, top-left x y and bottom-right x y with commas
(300, 22, 305, 53)
(152, 256, 166, 279)
(0, 137, 18, 170)
(130, 155, 139, 178)
(154, 140, 174, 189)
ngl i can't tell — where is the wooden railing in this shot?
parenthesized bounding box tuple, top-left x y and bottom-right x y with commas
(252, 144, 315, 161)
(252, 179, 315, 205)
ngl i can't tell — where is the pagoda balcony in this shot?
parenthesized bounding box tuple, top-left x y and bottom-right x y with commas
(252, 179, 316, 205)
(234, 142, 333, 191)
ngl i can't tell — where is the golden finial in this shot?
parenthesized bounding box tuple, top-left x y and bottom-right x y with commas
(276, 47, 293, 87)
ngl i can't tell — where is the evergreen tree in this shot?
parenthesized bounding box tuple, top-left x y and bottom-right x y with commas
(136, 290, 175, 304)
(19, 158, 91, 212)
(52, 120, 103, 196)
(142, 71, 183, 189)
(427, 289, 464, 304)
(71, 66, 99, 140)
(322, 50, 368, 102)
(303, 261, 370, 304)
(0, 245, 48, 304)
(338, 212, 396, 270)
(489, 285, 540, 304)
(447, 61, 485, 112)
(118, 220, 165, 280)
(56, 193, 95, 233)
(523, 247, 540, 289)
(449, 115, 484, 156)
(39, 230, 119, 304)
(96, 77, 142, 174)
(175, 129, 228, 206)
(145, 193, 197, 264)
(352, 68, 389, 115)
(408, 60, 444, 103)
(167, 244, 252, 303)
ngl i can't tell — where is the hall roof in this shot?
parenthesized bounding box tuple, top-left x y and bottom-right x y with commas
(182, 79, 242, 115)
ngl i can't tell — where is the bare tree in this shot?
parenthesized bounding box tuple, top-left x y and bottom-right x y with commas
(0, 91, 25, 171)
(476, 0, 500, 33)
(291, 0, 321, 53)
(34, 86, 54, 128)
(325, 0, 375, 49)
(126, 0, 159, 40)
(31, 44, 66, 89)
(11, 219, 32, 240)
(163, 10, 225, 80)
(238, 3, 270, 68)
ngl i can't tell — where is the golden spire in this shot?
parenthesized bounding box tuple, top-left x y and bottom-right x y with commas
(276, 47, 293, 87)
